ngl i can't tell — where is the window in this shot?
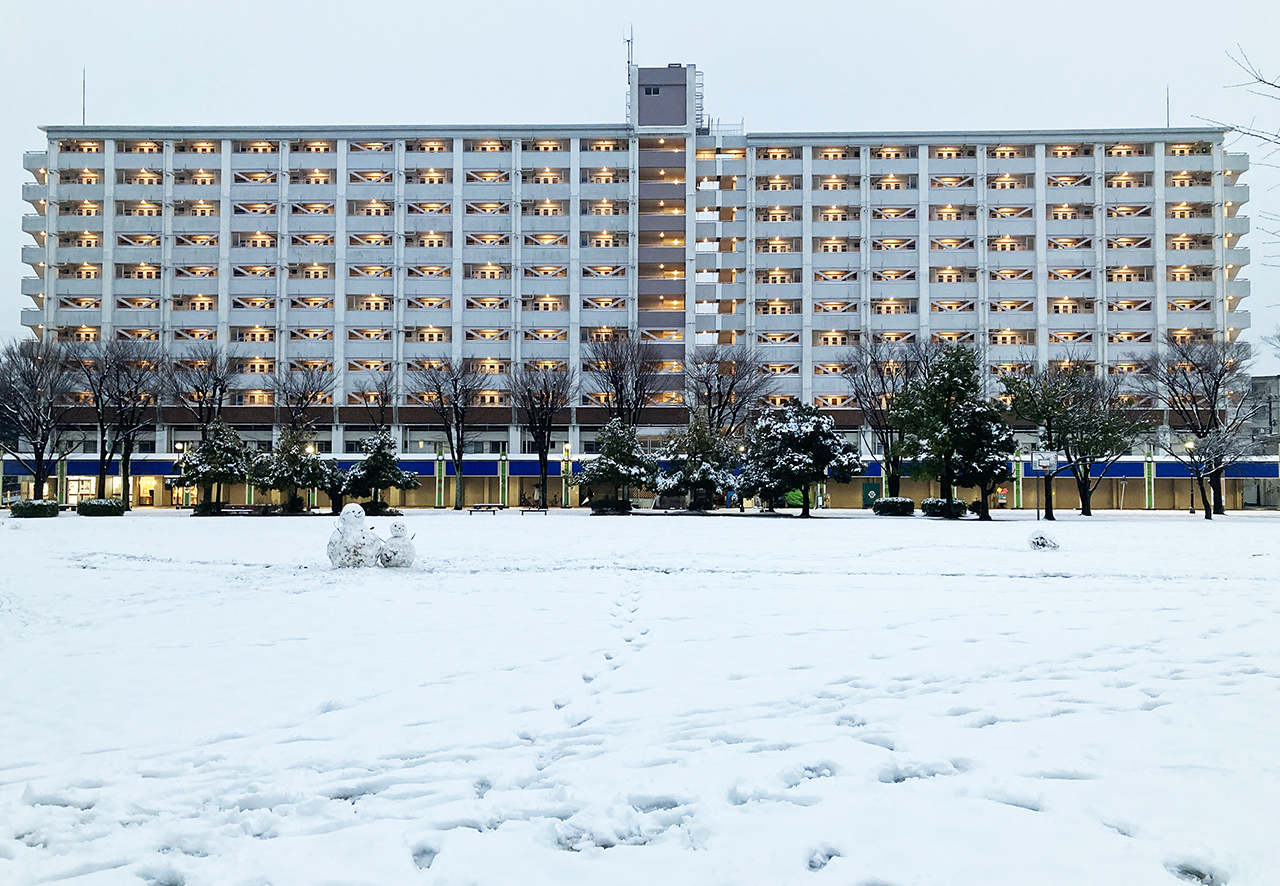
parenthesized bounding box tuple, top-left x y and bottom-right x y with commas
(819, 333, 850, 347)
(644, 86, 660, 96)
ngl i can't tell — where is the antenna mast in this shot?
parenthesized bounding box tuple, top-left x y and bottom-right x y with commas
(626, 26, 633, 67)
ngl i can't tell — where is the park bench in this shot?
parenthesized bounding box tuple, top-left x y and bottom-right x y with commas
(220, 504, 268, 516)
(468, 503, 506, 515)
(520, 507, 549, 515)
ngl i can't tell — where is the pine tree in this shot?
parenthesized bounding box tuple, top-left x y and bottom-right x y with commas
(571, 419, 656, 501)
(173, 420, 254, 513)
(342, 429, 420, 513)
(739, 402, 863, 517)
(254, 426, 326, 513)
(654, 417, 738, 510)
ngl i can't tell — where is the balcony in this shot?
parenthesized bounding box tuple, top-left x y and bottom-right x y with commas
(22, 182, 49, 207)
(21, 308, 44, 330)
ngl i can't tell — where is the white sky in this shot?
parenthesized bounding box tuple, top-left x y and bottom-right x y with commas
(2, 0, 1277, 373)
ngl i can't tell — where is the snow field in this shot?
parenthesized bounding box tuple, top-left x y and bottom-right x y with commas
(0, 509, 1277, 885)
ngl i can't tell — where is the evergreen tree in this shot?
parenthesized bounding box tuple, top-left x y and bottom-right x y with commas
(952, 407, 1016, 521)
(654, 417, 738, 510)
(317, 459, 348, 516)
(173, 420, 254, 513)
(254, 426, 326, 513)
(571, 419, 656, 501)
(892, 345, 999, 518)
(343, 429, 420, 512)
(739, 402, 863, 517)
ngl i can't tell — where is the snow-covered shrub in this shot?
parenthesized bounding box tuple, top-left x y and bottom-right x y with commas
(77, 498, 125, 517)
(873, 496, 914, 516)
(921, 497, 967, 518)
(10, 499, 58, 518)
(589, 497, 633, 515)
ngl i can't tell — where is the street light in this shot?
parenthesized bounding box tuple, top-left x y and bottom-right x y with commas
(1185, 440, 1196, 513)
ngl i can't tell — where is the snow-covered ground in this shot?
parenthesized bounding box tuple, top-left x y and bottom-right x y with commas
(1, 508, 1277, 886)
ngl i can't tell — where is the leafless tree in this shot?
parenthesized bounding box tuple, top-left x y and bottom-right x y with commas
(840, 341, 943, 498)
(683, 345, 776, 436)
(0, 339, 81, 500)
(1203, 47, 1280, 148)
(271, 364, 335, 431)
(582, 332, 662, 428)
(1204, 48, 1280, 343)
(1130, 336, 1260, 517)
(167, 341, 239, 438)
(409, 360, 486, 509)
(70, 342, 119, 499)
(357, 369, 399, 430)
(70, 340, 167, 502)
(106, 341, 165, 509)
(510, 365, 577, 508)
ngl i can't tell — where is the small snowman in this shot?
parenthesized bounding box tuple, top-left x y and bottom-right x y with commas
(377, 520, 416, 568)
(328, 503, 384, 568)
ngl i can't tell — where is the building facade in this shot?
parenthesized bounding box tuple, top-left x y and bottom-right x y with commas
(14, 63, 1271, 507)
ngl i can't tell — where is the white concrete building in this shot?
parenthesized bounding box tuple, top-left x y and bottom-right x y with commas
(16, 63, 1253, 501)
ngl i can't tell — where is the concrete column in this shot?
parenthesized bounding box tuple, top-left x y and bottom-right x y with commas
(1033, 144, 1048, 369)
(801, 146, 814, 404)
(102, 139, 116, 340)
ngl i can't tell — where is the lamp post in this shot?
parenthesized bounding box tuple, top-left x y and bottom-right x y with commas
(1185, 440, 1196, 513)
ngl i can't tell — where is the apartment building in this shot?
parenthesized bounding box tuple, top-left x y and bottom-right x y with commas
(14, 62, 1269, 507)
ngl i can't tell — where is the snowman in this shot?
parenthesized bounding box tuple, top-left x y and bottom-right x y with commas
(327, 503, 384, 568)
(377, 520, 416, 568)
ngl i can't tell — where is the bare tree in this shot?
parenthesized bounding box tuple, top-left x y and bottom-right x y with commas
(410, 360, 485, 509)
(1130, 336, 1259, 517)
(583, 332, 661, 428)
(168, 342, 239, 438)
(510, 365, 577, 508)
(70, 342, 120, 499)
(841, 341, 942, 498)
(0, 339, 81, 500)
(356, 369, 399, 430)
(683, 345, 776, 436)
(271, 364, 335, 431)
(1203, 47, 1280, 147)
(106, 341, 165, 509)
(1005, 366, 1145, 517)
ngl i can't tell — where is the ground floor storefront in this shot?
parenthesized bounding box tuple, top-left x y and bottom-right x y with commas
(5, 456, 1279, 512)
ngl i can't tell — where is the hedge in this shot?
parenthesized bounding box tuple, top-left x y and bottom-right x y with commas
(921, 497, 968, 518)
(872, 496, 915, 516)
(359, 500, 402, 517)
(590, 497, 633, 515)
(10, 499, 59, 518)
(77, 498, 126, 517)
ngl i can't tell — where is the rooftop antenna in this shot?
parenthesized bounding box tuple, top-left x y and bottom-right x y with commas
(82, 68, 86, 126)
(626, 26, 633, 68)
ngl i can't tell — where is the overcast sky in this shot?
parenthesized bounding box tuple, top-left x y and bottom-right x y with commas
(3, 0, 1277, 372)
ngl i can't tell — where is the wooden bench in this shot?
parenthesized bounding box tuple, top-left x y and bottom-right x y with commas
(520, 507, 549, 515)
(468, 504, 502, 514)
